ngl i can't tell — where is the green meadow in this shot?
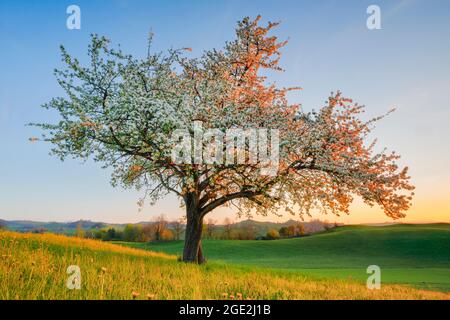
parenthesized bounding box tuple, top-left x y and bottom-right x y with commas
(119, 224, 450, 292)
(1, 229, 449, 300)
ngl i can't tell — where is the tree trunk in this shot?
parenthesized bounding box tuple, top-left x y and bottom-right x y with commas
(182, 214, 204, 263)
(182, 193, 205, 263)
(197, 240, 205, 264)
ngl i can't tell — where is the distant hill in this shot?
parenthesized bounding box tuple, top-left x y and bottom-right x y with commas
(2, 219, 112, 234)
(0, 218, 337, 236)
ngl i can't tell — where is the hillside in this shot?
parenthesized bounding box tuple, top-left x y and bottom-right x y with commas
(1, 230, 448, 300)
(122, 224, 450, 292)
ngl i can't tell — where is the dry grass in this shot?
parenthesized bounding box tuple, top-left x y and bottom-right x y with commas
(1, 231, 448, 300)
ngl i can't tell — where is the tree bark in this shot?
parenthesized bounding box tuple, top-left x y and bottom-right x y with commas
(197, 239, 205, 264)
(182, 214, 204, 263)
(182, 193, 205, 263)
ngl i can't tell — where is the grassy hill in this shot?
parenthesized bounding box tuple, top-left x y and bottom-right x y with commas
(1, 230, 448, 300)
(120, 224, 450, 292)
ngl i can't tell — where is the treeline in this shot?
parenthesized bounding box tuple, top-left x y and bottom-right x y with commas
(4, 216, 338, 243)
(265, 220, 339, 240)
(265, 223, 306, 240)
(201, 218, 337, 240)
(76, 215, 185, 242)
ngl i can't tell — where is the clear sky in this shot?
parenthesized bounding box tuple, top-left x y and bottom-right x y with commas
(0, 0, 449, 224)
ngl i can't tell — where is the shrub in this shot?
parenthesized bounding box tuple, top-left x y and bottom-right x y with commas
(266, 229, 280, 240)
(161, 229, 174, 241)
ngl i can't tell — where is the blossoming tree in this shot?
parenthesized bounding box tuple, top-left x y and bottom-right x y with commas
(33, 16, 414, 263)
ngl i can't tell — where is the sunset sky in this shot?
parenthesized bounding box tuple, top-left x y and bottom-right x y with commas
(0, 0, 449, 224)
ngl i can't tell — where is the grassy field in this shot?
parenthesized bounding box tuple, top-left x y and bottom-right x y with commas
(1, 230, 449, 300)
(119, 224, 450, 292)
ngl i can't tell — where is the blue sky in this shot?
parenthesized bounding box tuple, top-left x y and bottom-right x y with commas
(1, 0, 449, 223)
